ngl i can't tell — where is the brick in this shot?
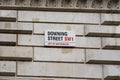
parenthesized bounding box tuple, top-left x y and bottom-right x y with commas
(0, 22, 33, 34)
(0, 10, 17, 22)
(104, 65, 120, 80)
(85, 25, 117, 37)
(34, 23, 84, 35)
(18, 35, 101, 48)
(18, 11, 100, 24)
(18, 34, 44, 46)
(102, 38, 120, 49)
(0, 61, 16, 76)
(0, 46, 33, 61)
(86, 49, 120, 64)
(17, 62, 102, 79)
(101, 14, 120, 25)
(34, 47, 85, 62)
(76, 37, 101, 48)
(0, 33, 16, 46)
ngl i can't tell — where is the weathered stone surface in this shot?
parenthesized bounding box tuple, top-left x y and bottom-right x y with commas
(0, 0, 119, 13)
(17, 22, 33, 31)
(86, 49, 120, 64)
(18, 35, 101, 48)
(76, 37, 101, 48)
(0, 22, 33, 34)
(0, 61, 16, 76)
(34, 23, 84, 35)
(85, 25, 118, 37)
(102, 38, 120, 49)
(0, 34, 16, 42)
(0, 10, 16, 17)
(0, 10, 17, 21)
(0, 46, 33, 61)
(18, 34, 44, 46)
(0, 34, 16, 46)
(17, 62, 102, 79)
(115, 26, 120, 37)
(34, 47, 85, 62)
(0, 76, 100, 80)
(18, 11, 100, 24)
(0, 22, 16, 29)
(17, 22, 33, 34)
(15, 0, 30, 6)
(104, 65, 120, 80)
(101, 14, 120, 25)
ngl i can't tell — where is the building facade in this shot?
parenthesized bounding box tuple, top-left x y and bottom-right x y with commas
(0, 0, 120, 80)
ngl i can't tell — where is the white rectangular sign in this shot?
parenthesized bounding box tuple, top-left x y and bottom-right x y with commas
(45, 30, 76, 47)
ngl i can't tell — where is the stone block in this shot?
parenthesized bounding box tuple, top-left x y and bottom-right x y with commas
(18, 34, 44, 46)
(0, 22, 33, 34)
(18, 34, 101, 48)
(34, 47, 85, 62)
(102, 38, 120, 49)
(0, 76, 100, 80)
(76, 37, 101, 48)
(86, 49, 120, 64)
(17, 62, 102, 79)
(115, 26, 120, 37)
(0, 10, 17, 22)
(0, 46, 33, 61)
(104, 65, 120, 80)
(17, 22, 33, 34)
(0, 33, 16, 46)
(18, 11, 100, 24)
(0, 61, 16, 76)
(101, 14, 120, 25)
(34, 23, 84, 35)
(85, 25, 117, 37)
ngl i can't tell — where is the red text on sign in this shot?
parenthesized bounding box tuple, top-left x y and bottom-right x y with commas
(64, 37, 74, 41)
